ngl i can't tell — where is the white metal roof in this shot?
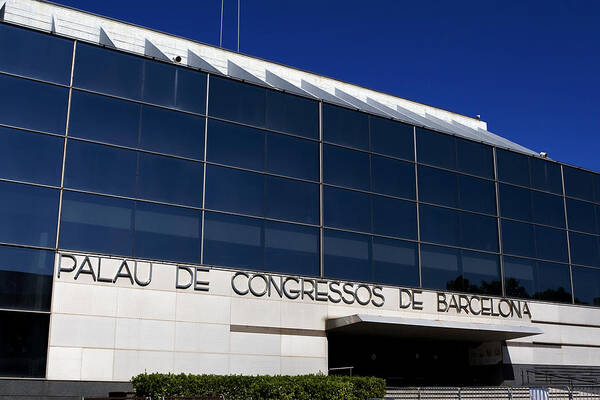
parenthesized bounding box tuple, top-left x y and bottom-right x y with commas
(0, 0, 538, 156)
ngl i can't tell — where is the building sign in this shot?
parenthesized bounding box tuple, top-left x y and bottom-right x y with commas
(57, 254, 531, 319)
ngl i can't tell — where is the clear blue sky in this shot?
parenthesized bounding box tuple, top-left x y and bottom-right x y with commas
(52, 0, 600, 172)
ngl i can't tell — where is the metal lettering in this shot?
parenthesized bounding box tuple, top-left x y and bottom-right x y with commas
(355, 284, 372, 306)
(134, 262, 152, 287)
(437, 293, 448, 312)
(268, 275, 283, 298)
(412, 290, 423, 310)
(469, 296, 481, 315)
(371, 286, 385, 307)
(74, 256, 96, 281)
(283, 277, 300, 299)
(315, 280, 329, 302)
(57, 253, 77, 278)
(193, 267, 210, 292)
(96, 258, 113, 283)
(249, 274, 268, 297)
(328, 281, 342, 303)
(176, 266, 194, 289)
(301, 279, 315, 300)
(113, 260, 134, 284)
(342, 283, 355, 304)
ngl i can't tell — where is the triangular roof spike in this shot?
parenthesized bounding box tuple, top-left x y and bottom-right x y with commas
(144, 39, 170, 62)
(0, 3, 6, 21)
(334, 88, 394, 119)
(265, 70, 315, 98)
(51, 15, 57, 33)
(300, 80, 354, 108)
(366, 98, 422, 126)
(187, 49, 221, 74)
(396, 104, 453, 133)
(99, 27, 116, 48)
(227, 60, 268, 86)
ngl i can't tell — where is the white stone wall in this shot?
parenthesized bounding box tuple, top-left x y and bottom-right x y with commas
(46, 252, 600, 382)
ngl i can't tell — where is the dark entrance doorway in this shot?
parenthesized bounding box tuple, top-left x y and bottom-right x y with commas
(328, 333, 504, 386)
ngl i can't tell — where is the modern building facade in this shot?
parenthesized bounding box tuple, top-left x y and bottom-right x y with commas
(1, 0, 600, 397)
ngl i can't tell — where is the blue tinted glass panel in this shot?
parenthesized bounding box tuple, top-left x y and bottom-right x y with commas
(0, 24, 72, 84)
(421, 244, 460, 291)
(416, 128, 455, 170)
(60, 191, 133, 256)
(323, 187, 370, 233)
(265, 176, 318, 224)
(0, 311, 49, 378)
(173, 68, 207, 114)
(573, 266, 600, 306)
(372, 196, 416, 240)
(535, 261, 572, 302)
(372, 237, 418, 287)
(203, 212, 263, 270)
(137, 153, 203, 207)
(564, 166, 596, 203)
(141, 60, 174, 107)
(421, 244, 500, 294)
(418, 166, 458, 209)
(461, 250, 501, 295)
(502, 220, 535, 258)
(504, 257, 571, 302)
(421, 205, 497, 251)
(456, 138, 493, 178)
(0, 127, 63, 186)
(500, 184, 532, 222)
(322, 104, 369, 150)
(503, 256, 536, 299)
(74, 43, 143, 100)
(134, 201, 201, 263)
(371, 156, 415, 199)
(567, 198, 599, 235)
(68, 90, 139, 148)
(569, 232, 600, 267)
(0, 182, 58, 248)
(142, 62, 207, 113)
(531, 191, 565, 228)
(64, 141, 137, 198)
(535, 225, 568, 263)
(265, 221, 319, 276)
(461, 212, 499, 252)
(207, 119, 264, 171)
(140, 106, 205, 159)
(497, 149, 530, 187)
(531, 158, 562, 194)
(265, 90, 318, 139)
(205, 165, 264, 217)
(419, 205, 459, 247)
(323, 145, 369, 190)
(208, 76, 265, 127)
(266, 132, 318, 181)
(0, 245, 54, 311)
(369, 117, 414, 160)
(458, 174, 496, 215)
(323, 229, 370, 282)
(0, 74, 68, 134)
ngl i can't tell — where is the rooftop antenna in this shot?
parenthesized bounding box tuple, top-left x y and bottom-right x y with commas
(219, 0, 224, 47)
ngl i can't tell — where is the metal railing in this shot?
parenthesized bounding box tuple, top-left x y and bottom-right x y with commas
(384, 386, 600, 400)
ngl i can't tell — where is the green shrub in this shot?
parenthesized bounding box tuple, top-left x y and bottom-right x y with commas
(131, 373, 386, 400)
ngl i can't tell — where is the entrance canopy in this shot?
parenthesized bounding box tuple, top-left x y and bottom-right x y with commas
(326, 314, 542, 342)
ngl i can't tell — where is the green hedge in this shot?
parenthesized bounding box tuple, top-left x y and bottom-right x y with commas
(131, 373, 386, 400)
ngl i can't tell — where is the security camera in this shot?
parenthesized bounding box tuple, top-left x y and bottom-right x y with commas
(173, 55, 182, 63)
(540, 152, 548, 158)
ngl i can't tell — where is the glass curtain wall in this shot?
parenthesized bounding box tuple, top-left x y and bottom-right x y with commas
(3, 20, 600, 377)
